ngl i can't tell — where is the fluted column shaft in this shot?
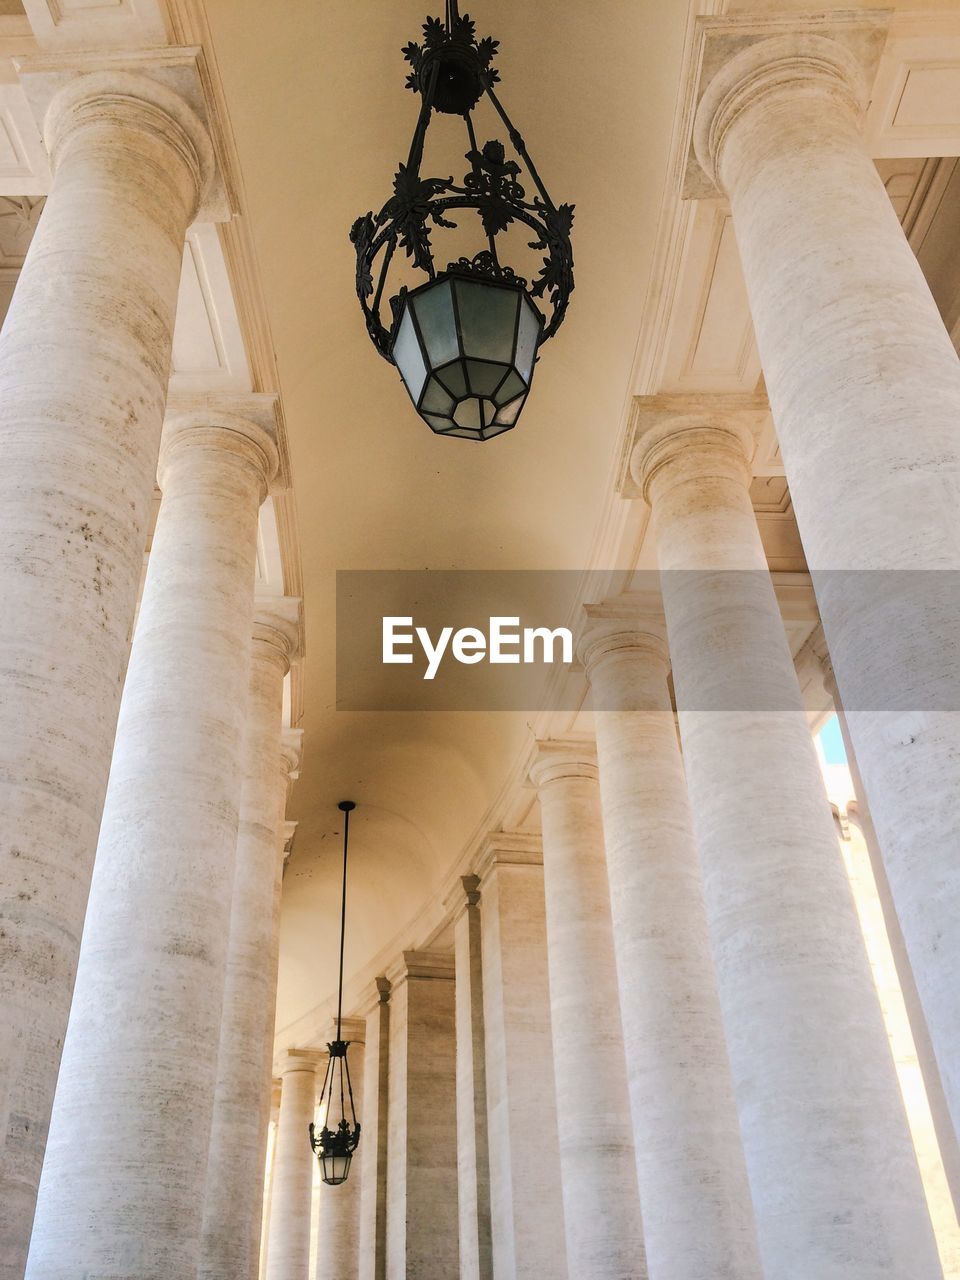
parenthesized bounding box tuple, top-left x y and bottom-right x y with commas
(530, 746, 645, 1280)
(0, 73, 212, 1278)
(315, 1023, 365, 1280)
(632, 415, 940, 1280)
(695, 31, 960, 1147)
(266, 1052, 322, 1280)
(27, 408, 278, 1280)
(200, 604, 300, 1280)
(582, 623, 762, 1280)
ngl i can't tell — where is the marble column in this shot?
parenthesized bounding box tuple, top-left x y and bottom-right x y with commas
(385, 952, 459, 1280)
(530, 744, 645, 1280)
(358, 979, 390, 1280)
(199, 599, 302, 1280)
(450, 876, 493, 1280)
(478, 834, 568, 1280)
(260, 1082, 284, 1280)
(0, 70, 214, 1276)
(631, 406, 941, 1280)
(265, 1051, 322, 1280)
(580, 607, 763, 1280)
(693, 25, 960, 1147)
(814, 642, 960, 1218)
(315, 1018, 365, 1280)
(26, 399, 279, 1280)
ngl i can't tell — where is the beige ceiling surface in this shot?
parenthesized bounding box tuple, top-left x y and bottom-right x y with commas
(201, 0, 691, 1034)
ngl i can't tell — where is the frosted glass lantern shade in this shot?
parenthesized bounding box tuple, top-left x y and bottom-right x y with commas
(390, 274, 544, 441)
(319, 1149, 354, 1186)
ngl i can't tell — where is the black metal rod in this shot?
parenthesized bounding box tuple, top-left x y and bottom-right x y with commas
(406, 58, 440, 176)
(335, 803, 353, 1042)
(372, 235, 396, 317)
(482, 80, 555, 211)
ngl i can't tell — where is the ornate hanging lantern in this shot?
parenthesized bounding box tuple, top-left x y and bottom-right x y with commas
(351, 1, 574, 441)
(309, 801, 361, 1186)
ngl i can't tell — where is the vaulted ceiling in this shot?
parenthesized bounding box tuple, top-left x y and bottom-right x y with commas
(199, 0, 694, 1035)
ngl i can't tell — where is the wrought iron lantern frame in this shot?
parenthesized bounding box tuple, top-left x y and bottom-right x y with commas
(309, 801, 361, 1186)
(350, 0, 574, 436)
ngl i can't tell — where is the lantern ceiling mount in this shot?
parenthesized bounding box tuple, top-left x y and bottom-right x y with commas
(350, 1, 575, 441)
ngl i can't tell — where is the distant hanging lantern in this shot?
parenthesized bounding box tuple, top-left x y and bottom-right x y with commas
(309, 801, 361, 1186)
(350, 1, 574, 441)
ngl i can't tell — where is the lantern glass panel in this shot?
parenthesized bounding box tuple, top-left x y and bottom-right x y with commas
(424, 413, 454, 434)
(465, 359, 508, 397)
(437, 361, 467, 398)
(454, 397, 482, 431)
(411, 280, 459, 367)
(496, 394, 526, 427)
(453, 279, 519, 363)
(320, 1150, 353, 1186)
(421, 378, 455, 416)
(393, 308, 428, 403)
(515, 295, 541, 382)
(495, 369, 526, 405)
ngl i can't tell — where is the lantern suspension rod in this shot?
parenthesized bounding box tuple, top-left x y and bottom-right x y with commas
(335, 800, 355, 1042)
(406, 57, 440, 176)
(482, 79, 555, 212)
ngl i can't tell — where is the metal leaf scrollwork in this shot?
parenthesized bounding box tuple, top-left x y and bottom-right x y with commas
(352, 10, 574, 361)
(445, 251, 528, 290)
(403, 14, 500, 95)
(529, 200, 576, 331)
(385, 163, 458, 274)
(466, 140, 524, 239)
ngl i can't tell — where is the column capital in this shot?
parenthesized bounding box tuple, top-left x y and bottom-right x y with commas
(684, 15, 888, 197)
(627, 394, 763, 506)
(529, 738, 599, 790)
(160, 393, 280, 499)
(385, 950, 456, 988)
(475, 831, 542, 886)
(279, 728, 303, 784)
(322, 1016, 367, 1047)
(17, 49, 226, 219)
(281, 820, 298, 865)
(252, 596, 302, 676)
(361, 974, 392, 1018)
(442, 873, 481, 923)
(277, 1047, 323, 1077)
(580, 595, 669, 675)
(799, 622, 838, 701)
